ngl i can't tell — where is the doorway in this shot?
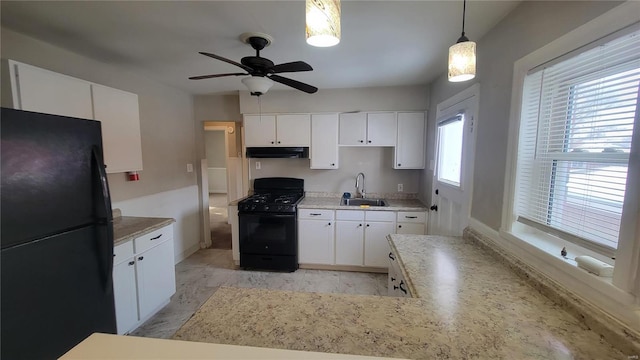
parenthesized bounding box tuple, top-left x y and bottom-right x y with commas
(429, 84, 479, 236)
(204, 126, 231, 249)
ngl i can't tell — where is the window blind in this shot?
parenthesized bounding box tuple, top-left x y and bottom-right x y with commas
(515, 28, 640, 255)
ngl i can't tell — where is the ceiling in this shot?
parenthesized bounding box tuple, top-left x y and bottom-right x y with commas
(0, 1, 520, 95)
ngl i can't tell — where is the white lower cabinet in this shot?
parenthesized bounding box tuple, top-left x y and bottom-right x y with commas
(396, 211, 427, 235)
(388, 249, 411, 297)
(298, 209, 335, 265)
(363, 212, 396, 268)
(334, 210, 395, 268)
(112, 224, 176, 335)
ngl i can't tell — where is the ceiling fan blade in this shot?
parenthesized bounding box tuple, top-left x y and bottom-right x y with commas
(270, 61, 313, 74)
(269, 75, 318, 94)
(189, 73, 247, 80)
(199, 52, 253, 72)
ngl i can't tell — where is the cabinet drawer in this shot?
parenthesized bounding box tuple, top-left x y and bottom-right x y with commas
(396, 212, 426, 223)
(298, 209, 334, 220)
(134, 226, 173, 254)
(336, 210, 364, 221)
(114, 241, 134, 265)
(365, 211, 395, 222)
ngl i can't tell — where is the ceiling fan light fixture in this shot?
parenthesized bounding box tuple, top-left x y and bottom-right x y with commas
(242, 76, 274, 96)
(448, 0, 476, 82)
(306, 0, 341, 47)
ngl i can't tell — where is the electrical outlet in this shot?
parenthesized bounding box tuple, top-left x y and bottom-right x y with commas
(186, 163, 193, 173)
(398, 183, 403, 192)
(255, 161, 261, 170)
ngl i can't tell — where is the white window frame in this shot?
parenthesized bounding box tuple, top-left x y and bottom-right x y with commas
(501, 2, 640, 296)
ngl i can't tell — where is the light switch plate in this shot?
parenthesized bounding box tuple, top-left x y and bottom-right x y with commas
(186, 163, 193, 173)
(256, 161, 261, 170)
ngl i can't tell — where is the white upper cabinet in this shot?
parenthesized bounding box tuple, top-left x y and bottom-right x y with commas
(394, 112, 426, 169)
(275, 114, 310, 146)
(6, 60, 143, 173)
(244, 115, 276, 146)
(338, 112, 367, 145)
(339, 112, 397, 146)
(244, 114, 310, 147)
(91, 84, 143, 173)
(10, 61, 93, 119)
(310, 113, 339, 169)
(366, 112, 397, 146)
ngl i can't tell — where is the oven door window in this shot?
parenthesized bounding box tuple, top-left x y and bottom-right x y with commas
(240, 213, 296, 255)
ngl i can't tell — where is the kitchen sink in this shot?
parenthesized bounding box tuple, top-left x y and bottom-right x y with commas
(340, 198, 387, 207)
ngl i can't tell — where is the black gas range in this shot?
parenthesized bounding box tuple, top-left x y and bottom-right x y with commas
(238, 177, 304, 272)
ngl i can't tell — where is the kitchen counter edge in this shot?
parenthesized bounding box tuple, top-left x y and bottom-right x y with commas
(298, 197, 427, 211)
(113, 216, 175, 247)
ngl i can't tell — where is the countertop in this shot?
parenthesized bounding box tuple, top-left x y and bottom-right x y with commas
(173, 234, 625, 359)
(61, 333, 397, 359)
(113, 216, 175, 247)
(299, 196, 427, 212)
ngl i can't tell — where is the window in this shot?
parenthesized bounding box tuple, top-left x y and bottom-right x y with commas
(514, 28, 639, 256)
(437, 114, 464, 186)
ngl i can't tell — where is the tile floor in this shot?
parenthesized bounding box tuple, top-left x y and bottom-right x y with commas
(130, 249, 387, 339)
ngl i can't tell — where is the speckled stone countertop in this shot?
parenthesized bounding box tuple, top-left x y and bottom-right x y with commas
(299, 197, 427, 212)
(173, 235, 625, 359)
(113, 216, 175, 247)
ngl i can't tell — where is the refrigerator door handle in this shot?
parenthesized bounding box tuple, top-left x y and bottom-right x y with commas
(92, 146, 114, 293)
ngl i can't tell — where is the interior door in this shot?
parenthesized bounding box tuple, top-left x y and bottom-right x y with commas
(429, 85, 479, 236)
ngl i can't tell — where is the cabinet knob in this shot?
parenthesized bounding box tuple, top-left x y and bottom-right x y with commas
(391, 277, 396, 282)
(271, 141, 275, 144)
(277, 141, 281, 144)
(358, 224, 362, 227)
(359, 140, 364, 143)
(328, 222, 332, 226)
(368, 140, 372, 143)
(128, 261, 135, 266)
(398, 163, 401, 167)
(398, 225, 402, 228)
(366, 224, 370, 227)
(138, 256, 144, 261)
(331, 163, 335, 166)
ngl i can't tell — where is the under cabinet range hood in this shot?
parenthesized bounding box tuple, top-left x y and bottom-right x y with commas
(246, 147, 309, 159)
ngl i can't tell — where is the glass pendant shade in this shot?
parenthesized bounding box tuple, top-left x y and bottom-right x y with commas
(306, 0, 341, 47)
(448, 40, 476, 82)
(241, 76, 274, 96)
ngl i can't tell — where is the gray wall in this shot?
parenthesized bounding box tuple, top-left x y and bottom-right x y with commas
(1, 27, 197, 203)
(205, 131, 226, 168)
(194, 94, 242, 159)
(239, 85, 429, 194)
(420, 1, 623, 230)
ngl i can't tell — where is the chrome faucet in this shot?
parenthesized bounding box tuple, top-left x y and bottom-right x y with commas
(355, 172, 366, 198)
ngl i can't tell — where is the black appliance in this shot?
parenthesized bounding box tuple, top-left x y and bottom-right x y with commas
(238, 177, 304, 271)
(246, 147, 309, 158)
(1, 108, 117, 359)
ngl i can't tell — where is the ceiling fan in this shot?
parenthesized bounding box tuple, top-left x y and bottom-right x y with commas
(190, 32, 318, 96)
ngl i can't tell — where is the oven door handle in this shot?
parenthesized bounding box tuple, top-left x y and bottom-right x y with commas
(239, 213, 295, 218)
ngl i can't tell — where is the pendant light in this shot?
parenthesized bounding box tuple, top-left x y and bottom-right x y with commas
(448, 0, 476, 82)
(306, 0, 341, 47)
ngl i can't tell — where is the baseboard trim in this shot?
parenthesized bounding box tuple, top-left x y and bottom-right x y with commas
(176, 243, 200, 264)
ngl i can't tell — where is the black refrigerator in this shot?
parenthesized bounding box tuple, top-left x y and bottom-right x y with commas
(1, 108, 117, 359)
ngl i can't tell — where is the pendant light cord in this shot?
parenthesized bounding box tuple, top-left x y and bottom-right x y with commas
(461, 0, 466, 37)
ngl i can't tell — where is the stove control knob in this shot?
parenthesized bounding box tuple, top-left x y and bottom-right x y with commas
(250, 205, 256, 211)
(264, 205, 270, 211)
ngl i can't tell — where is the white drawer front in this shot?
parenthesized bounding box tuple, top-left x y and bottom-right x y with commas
(134, 225, 173, 254)
(396, 211, 426, 223)
(113, 241, 134, 265)
(336, 210, 365, 221)
(365, 211, 395, 222)
(298, 209, 334, 220)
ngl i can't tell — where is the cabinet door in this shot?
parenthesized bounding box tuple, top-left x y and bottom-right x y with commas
(395, 112, 426, 169)
(12, 61, 93, 119)
(136, 239, 176, 320)
(397, 222, 425, 235)
(91, 84, 143, 173)
(113, 258, 138, 335)
(310, 114, 339, 169)
(364, 221, 395, 267)
(276, 114, 310, 146)
(367, 112, 397, 146)
(298, 219, 334, 264)
(335, 221, 364, 265)
(244, 115, 276, 146)
(338, 113, 367, 145)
